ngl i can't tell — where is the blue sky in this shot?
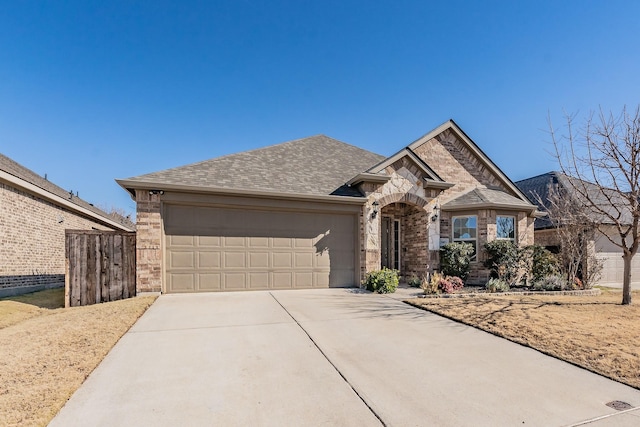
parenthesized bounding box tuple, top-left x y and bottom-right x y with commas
(1, 1, 639, 216)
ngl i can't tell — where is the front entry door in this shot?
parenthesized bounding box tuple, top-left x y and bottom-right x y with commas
(381, 217, 391, 269)
(381, 218, 400, 270)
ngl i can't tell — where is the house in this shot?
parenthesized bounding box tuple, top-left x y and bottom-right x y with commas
(516, 171, 640, 289)
(0, 153, 136, 297)
(117, 120, 539, 294)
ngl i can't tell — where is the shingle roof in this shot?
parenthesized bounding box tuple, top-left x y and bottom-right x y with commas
(442, 187, 536, 211)
(121, 135, 386, 197)
(516, 171, 634, 228)
(515, 172, 557, 228)
(0, 153, 135, 230)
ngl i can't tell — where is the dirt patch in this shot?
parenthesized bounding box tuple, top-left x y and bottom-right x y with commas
(0, 290, 156, 427)
(407, 288, 640, 389)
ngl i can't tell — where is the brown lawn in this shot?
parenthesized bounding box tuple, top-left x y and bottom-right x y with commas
(0, 288, 156, 427)
(407, 288, 640, 389)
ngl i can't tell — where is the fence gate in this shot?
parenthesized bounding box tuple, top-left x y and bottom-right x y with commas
(65, 230, 136, 307)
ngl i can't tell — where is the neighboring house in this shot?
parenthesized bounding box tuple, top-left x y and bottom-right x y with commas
(516, 171, 640, 288)
(117, 120, 539, 294)
(0, 154, 136, 297)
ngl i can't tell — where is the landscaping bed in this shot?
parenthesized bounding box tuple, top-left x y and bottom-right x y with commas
(406, 287, 640, 389)
(0, 288, 156, 427)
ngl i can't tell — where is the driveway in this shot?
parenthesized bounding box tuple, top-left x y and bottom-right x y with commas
(49, 289, 640, 426)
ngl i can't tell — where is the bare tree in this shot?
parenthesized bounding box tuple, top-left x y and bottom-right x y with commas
(549, 105, 640, 304)
(535, 183, 602, 288)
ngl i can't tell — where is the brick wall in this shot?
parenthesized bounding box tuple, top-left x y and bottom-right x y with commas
(0, 181, 114, 291)
(135, 190, 162, 292)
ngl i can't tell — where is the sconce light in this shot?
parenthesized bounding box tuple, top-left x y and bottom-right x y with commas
(371, 201, 379, 219)
(149, 190, 164, 195)
(431, 205, 440, 222)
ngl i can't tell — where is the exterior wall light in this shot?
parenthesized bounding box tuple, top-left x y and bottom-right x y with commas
(371, 201, 379, 219)
(149, 190, 164, 195)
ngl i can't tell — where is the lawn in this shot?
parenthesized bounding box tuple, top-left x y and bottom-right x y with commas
(407, 287, 640, 389)
(0, 288, 156, 427)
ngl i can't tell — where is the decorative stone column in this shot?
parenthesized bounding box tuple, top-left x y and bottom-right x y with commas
(135, 190, 162, 292)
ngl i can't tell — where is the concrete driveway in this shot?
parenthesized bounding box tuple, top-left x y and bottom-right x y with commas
(49, 289, 640, 426)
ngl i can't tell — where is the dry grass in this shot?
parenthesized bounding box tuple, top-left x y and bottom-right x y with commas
(407, 288, 640, 389)
(0, 288, 156, 427)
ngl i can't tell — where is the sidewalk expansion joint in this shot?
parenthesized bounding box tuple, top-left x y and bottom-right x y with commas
(269, 292, 387, 427)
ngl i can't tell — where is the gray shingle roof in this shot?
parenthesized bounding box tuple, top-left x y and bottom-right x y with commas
(122, 135, 386, 197)
(516, 171, 634, 229)
(442, 187, 536, 211)
(0, 153, 135, 230)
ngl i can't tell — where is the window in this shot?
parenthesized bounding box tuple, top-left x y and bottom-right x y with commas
(496, 216, 516, 242)
(452, 215, 477, 260)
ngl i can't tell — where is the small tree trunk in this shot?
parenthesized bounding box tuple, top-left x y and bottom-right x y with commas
(622, 253, 633, 305)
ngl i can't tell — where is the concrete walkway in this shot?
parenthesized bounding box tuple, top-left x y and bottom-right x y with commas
(49, 289, 640, 426)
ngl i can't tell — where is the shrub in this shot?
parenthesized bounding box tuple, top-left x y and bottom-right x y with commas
(407, 274, 422, 288)
(532, 275, 567, 291)
(421, 273, 439, 295)
(440, 242, 474, 281)
(485, 278, 510, 293)
(363, 268, 399, 294)
(484, 240, 519, 282)
(530, 245, 560, 282)
(439, 276, 464, 294)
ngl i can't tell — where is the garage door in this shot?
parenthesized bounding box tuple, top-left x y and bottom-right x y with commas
(597, 252, 640, 288)
(164, 204, 357, 293)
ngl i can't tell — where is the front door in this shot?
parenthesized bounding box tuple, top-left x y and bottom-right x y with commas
(381, 218, 400, 270)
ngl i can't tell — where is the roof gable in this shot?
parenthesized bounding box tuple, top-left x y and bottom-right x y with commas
(119, 135, 386, 198)
(408, 120, 533, 206)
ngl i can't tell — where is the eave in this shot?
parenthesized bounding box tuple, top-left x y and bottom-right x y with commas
(116, 179, 368, 205)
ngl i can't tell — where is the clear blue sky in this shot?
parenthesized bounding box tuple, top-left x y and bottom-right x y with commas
(1, 1, 639, 216)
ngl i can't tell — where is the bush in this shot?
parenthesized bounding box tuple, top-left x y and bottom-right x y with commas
(407, 274, 422, 288)
(421, 273, 439, 295)
(363, 268, 399, 294)
(484, 240, 519, 282)
(439, 276, 464, 294)
(440, 242, 474, 281)
(421, 272, 464, 294)
(530, 246, 560, 282)
(485, 278, 510, 293)
(532, 275, 567, 291)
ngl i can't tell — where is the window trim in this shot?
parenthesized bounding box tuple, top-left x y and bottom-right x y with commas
(452, 214, 478, 261)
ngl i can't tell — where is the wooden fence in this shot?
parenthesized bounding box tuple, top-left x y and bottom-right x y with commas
(65, 230, 136, 307)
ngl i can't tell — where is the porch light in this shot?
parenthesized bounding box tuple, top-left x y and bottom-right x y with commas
(431, 205, 440, 222)
(371, 201, 379, 219)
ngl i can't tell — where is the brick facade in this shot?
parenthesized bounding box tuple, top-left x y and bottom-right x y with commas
(359, 128, 536, 285)
(0, 181, 115, 292)
(135, 190, 163, 292)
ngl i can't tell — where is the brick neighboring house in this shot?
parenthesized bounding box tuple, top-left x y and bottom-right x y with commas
(516, 171, 640, 289)
(118, 120, 541, 294)
(0, 153, 136, 297)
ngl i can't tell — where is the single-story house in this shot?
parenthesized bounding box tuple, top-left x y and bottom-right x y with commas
(516, 171, 640, 289)
(117, 120, 540, 294)
(0, 153, 135, 297)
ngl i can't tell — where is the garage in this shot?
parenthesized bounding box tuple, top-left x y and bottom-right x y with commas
(596, 253, 640, 288)
(163, 203, 358, 293)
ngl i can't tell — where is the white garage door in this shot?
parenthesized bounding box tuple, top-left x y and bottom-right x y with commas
(163, 204, 357, 293)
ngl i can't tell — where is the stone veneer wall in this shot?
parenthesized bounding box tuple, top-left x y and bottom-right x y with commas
(135, 190, 162, 292)
(401, 204, 429, 276)
(359, 159, 437, 281)
(0, 181, 114, 293)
